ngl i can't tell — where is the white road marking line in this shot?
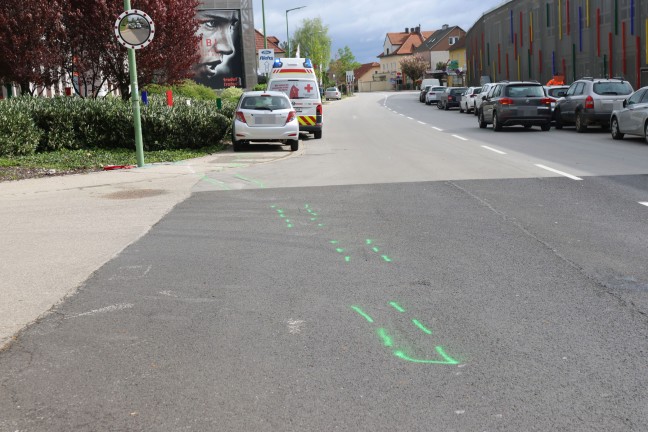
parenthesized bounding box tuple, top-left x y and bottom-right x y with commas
(287, 319, 305, 334)
(534, 164, 583, 180)
(406, 116, 413, 120)
(639, 202, 648, 207)
(417, 121, 426, 125)
(399, 113, 405, 116)
(431, 126, 443, 131)
(481, 145, 507, 155)
(67, 303, 134, 319)
(452, 134, 468, 141)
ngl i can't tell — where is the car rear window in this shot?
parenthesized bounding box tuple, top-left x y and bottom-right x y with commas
(450, 88, 467, 94)
(505, 85, 544, 97)
(326, 87, 337, 91)
(431, 87, 445, 91)
(593, 82, 633, 95)
(241, 95, 290, 110)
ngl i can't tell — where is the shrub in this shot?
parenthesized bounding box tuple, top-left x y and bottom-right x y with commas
(253, 83, 267, 91)
(220, 87, 243, 104)
(0, 94, 232, 156)
(144, 80, 218, 101)
(0, 101, 42, 156)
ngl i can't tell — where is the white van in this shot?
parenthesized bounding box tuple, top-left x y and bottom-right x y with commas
(267, 58, 323, 139)
(420, 78, 441, 90)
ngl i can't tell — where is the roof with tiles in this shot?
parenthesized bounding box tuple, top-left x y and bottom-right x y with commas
(254, 29, 285, 54)
(354, 62, 380, 80)
(383, 29, 436, 57)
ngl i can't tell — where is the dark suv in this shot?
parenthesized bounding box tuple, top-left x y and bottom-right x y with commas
(554, 77, 634, 132)
(477, 81, 552, 131)
(437, 87, 467, 110)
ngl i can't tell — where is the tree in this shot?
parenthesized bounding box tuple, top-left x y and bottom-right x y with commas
(0, 0, 66, 95)
(400, 55, 429, 88)
(329, 46, 360, 87)
(61, 0, 201, 99)
(0, 0, 201, 99)
(292, 18, 331, 85)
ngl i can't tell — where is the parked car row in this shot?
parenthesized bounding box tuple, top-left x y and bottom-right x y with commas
(420, 77, 646, 141)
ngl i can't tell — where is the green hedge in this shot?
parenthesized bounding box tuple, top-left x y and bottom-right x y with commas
(0, 95, 233, 156)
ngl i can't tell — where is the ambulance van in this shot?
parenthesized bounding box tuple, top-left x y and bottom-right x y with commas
(267, 58, 323, 139)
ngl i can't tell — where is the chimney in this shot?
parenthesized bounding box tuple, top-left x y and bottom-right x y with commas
(442, 24, 449, 30)
(415, 26, 421, 33)
(405, 27, 409, 33)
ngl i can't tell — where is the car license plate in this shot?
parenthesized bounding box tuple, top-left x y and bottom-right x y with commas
(254, 115, 275, 125)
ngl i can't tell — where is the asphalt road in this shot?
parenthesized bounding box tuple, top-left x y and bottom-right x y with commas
(1, 92, 648, 431)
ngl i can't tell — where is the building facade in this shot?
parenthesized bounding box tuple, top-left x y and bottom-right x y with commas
(465, 0, 648, 88)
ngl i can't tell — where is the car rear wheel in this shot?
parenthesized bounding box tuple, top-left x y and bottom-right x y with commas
(289, 139, 299, 151)
(575, 111, 587, 133)
(540, 123, 551, 131)
(425, 100, 431, 105)
(644, 121, 648, 144)
(478, 110, 487, 129)
(314, 130, 322, 139)
(610, 117, 624, 140)
(459, 106, 464, 113)
(492, 112, 502, 131)
(233, 140, 245, 152)
(437, 101, 443, 109)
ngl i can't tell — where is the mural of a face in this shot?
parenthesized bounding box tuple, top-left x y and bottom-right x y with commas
(194, 9, 241, 86)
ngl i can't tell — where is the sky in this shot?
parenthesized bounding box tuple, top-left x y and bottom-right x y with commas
(252, 0, 509, 64)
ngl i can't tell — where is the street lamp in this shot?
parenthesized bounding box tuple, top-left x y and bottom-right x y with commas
(286, 6, 306, 57)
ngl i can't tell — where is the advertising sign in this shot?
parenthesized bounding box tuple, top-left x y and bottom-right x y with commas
(258, 49, 274, 75)
(193, 9, 244, 89)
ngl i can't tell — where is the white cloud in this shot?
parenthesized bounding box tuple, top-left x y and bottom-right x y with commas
(253, 0, 506, 63)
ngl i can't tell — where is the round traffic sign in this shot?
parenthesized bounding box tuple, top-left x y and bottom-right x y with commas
(114, 9, 155, 50)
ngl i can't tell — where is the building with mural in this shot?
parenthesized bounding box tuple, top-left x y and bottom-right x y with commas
(195, 0, 257, 89)
(465, 0, 648, 89)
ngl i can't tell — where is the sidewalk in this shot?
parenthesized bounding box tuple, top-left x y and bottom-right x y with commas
(0, 149, 292, 350)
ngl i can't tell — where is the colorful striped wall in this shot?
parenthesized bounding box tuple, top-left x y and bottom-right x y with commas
(466, 0, 647, 89)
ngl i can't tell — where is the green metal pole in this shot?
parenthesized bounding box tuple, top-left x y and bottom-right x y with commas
(124, 0, 145, 167)
(262, 0, 267, 49)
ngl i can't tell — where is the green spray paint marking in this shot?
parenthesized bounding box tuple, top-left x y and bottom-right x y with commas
(377, 328, 393, 347)
(373, 247, 380, 253)
(381, 255, 392, 263)
(412, 319, 433, 335)
(318, 224, 324, 227)
(366, 239, 373, 245)
(200, 175, 230, 190)
(351, 306, 374, 323)
(345, 256, 350, 262)
(272, 206, 293, 229)
(389, 302, 405, 313)
(234, 174, 266, 188)
(336, 248, 345, 253)
(394, 347, 459, 365)
(350, 302, 459, 365)
(330, 240, 339, 244)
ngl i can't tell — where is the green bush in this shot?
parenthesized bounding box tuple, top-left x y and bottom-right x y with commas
(220, 87, 243, 103)
(253, 83, 267, 91)
(144, 80, 218, 101)
(0, 102, 42, 156)
(0, 94, 232, 156)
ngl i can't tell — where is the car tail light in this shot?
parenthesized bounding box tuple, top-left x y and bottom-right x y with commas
(539, 98, 553, 105)
(585, 95, 594, 109)
(470, 94, 476, 98)
(499, 97, 514, 105)
(285, 110, 296, 124)
(448, 96, 454, 101)
(235, 111, 247, 123)
(316, 104, 323, 115)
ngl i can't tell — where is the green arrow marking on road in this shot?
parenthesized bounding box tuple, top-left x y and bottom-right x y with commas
(377, 328, 393, 347)
(351, 306, 374, 323)
(412, 319, 433, 335)
(389, 302, 405, 313)
(394, 347, 459, 365)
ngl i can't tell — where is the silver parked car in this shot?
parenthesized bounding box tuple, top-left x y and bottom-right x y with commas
(459, 86, 482, 113)
(474, 82, 496, 116)
(232, 91, 300, 152)
(425, 86, 447, 105)
(610, 86, 648, 143)
(324, 87, 341, 101)
(554, 77, 634, 132)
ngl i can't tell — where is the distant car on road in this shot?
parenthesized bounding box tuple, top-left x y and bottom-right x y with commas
(437, 87, 467, 110)
(231, 91, 299, 152)
(459, 86, 482, 113)
(477, 81, 553, 131)
(544, 85, 570, 122)
(473, 82, 496, 116)
(425, 86, 446, 105)
(419, 85, 432, 102)
(324, 87, 341, 101)
(554, 77, 634, 132)
(610, 86, 648, 143)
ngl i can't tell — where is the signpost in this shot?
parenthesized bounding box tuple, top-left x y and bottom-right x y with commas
(258, 49, 274, 77)
(346, 70, 354, 95)
(114, 5, 155, 168)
